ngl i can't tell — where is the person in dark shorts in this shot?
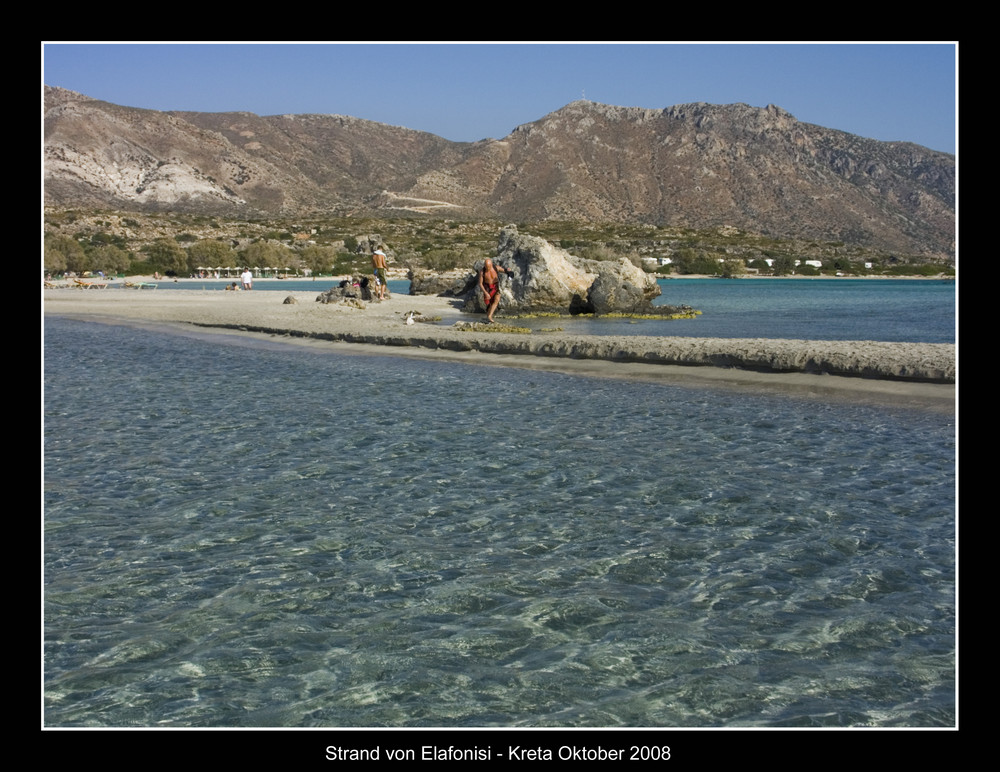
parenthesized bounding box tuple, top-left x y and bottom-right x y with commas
(372, 248, 388, 301)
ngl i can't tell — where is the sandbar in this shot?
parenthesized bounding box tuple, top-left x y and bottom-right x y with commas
(43, 287, 955, 413)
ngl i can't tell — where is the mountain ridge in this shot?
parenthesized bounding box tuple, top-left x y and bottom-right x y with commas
(43, 86, 955, 258)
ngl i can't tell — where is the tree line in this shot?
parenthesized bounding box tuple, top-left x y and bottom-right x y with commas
(44, 234, 367, 278)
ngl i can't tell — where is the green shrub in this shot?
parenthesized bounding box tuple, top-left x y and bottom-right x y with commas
(87, 245, 131, 275)
(771, 256, 797, 276)
(882, 263, 951, 276)
(143, 238, 188, 273)
(333, 253, 370, 275)
(299, 245, 337, 275)
(187, 239, 235, 272)
(422, 249, 462, 271)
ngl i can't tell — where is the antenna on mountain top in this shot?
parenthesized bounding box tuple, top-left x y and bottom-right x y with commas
(582, 89, 586, 101)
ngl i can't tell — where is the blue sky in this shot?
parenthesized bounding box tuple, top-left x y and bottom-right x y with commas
(42, 42, 957, 154)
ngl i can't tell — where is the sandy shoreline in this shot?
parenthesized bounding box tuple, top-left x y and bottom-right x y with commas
(43, 288, 955, 412)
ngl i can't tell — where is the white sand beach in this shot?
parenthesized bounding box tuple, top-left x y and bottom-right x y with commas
(43, 286, 955, 412)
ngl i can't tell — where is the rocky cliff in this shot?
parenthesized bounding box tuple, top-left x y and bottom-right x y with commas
(44, 87, 955, 258)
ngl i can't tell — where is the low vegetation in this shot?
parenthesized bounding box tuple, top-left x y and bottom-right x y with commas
(43, 209, 955, 279)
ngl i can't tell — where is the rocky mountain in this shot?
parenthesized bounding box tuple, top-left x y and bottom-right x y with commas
(44, 86, 955, 258)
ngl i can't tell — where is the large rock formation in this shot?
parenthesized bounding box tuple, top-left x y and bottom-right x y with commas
(414, 226, 687, 317)
(407, 268, 470, 297)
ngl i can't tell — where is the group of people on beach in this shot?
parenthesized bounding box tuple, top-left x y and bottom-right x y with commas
(220, 268, 254, 291)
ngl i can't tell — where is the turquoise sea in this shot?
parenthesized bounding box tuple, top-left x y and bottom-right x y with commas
(43, 279, 956, 731)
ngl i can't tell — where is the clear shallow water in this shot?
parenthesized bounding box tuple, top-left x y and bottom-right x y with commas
(532, 278, 956, 343)
(43, 317, 955, 727)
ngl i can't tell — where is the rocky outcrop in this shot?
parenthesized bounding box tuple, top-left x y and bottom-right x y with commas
(407, 268, 470, 297)
(413, 226, 689, 317)
(316, 275, 390, 305)
(586, 262, 662, 315)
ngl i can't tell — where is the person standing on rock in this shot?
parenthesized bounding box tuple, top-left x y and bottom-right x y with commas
(478, 258, 514, 323)
(372, 248, 388, 301)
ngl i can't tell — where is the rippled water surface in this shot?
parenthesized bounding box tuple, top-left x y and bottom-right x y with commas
(43, 317, 955, 727)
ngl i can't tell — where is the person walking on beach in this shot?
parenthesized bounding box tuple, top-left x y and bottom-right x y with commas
(372, 248, 388, 301)
(478, 257, 514, 323)
(241, 267, 253, 291)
